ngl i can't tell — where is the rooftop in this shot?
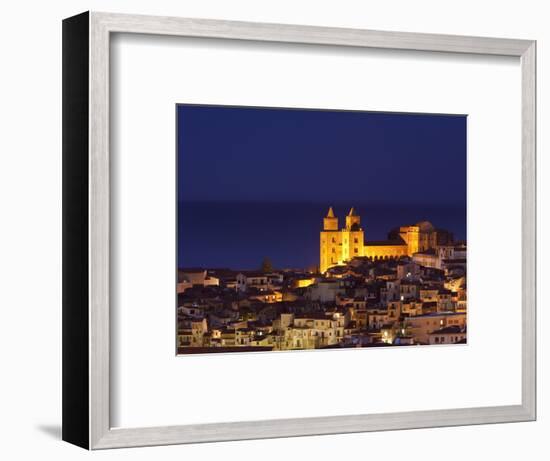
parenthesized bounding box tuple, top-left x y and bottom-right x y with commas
(365, 240, 407, 247)
(429, 325, 467, 335)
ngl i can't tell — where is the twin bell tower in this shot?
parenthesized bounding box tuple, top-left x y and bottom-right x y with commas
(320, 207, 365, 274)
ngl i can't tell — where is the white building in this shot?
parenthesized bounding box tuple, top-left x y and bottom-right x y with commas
(307, 279, 343, 303)
(236, 272, 269, 292)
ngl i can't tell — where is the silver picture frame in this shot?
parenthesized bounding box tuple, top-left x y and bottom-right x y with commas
(62, 11, 536, 449)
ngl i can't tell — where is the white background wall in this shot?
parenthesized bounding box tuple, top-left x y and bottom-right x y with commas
(0, 0, 546, 459)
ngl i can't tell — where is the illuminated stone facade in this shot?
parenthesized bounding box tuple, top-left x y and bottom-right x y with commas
(319, 207, 453, 274)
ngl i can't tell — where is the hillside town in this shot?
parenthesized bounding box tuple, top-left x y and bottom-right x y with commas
(177, 208, 467, 353)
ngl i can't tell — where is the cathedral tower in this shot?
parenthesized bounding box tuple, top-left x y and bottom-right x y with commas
(320, 206, 365, 274)
(320, 207, 342, 274)
(342, 207, 364, 261)
(323, 206, 338, 230)
(345, 207, 361, 230)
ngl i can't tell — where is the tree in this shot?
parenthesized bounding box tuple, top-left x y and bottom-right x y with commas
(261, 257, 273, 273)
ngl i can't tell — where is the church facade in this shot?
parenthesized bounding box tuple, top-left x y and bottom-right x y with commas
(319, 207, 453, 274)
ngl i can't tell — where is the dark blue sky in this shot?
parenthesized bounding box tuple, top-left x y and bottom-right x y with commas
(177, 105, 467, 206)
(177, 105, 467, 269)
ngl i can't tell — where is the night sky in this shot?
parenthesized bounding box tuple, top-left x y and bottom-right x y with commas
(177, 105, 467, 270)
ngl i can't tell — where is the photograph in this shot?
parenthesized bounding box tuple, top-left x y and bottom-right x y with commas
(176, 105, 467, 354)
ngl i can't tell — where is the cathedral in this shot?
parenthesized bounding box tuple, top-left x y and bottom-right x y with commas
(319, 207, 454, 274)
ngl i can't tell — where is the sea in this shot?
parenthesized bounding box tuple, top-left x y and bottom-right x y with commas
(177, 201, 467, 271)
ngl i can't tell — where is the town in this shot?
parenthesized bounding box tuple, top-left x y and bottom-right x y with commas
(177, 207, 467, 353)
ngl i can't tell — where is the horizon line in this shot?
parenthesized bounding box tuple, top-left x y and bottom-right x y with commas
(177, 199, 467, 207)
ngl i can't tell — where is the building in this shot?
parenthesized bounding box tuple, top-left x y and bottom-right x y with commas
(248, 289, 283, 303)
(412, 244, 467, 270)
(236, 272, 269, 292)
(177, 269, 219, 293)
(319, 207, 454, 273)
(307, 279, 343, 303)
(405, 312, 466, 344)
(428, 325, 467, 345)
(411, 249, 438, 269)
(319, 206, 365, 274)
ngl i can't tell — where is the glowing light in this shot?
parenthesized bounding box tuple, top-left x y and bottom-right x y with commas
(296, 278, 315, 288)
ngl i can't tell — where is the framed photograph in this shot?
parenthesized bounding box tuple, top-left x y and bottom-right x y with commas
(62, 11, 536, 449)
